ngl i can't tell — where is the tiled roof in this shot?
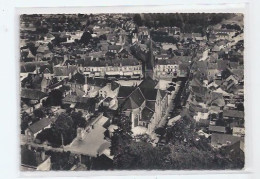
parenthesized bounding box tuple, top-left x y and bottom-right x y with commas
(63, 95, 89, 104)
(117, 86, 136, 98)
(223, 109, 244, 119)
(21, 88, 47, 100)
(122, 88, 145, 110)
(138, 76, 158, 90)
(108, 45, 122, 51)
(53, 65, 77, 76)
(211, 133, 240, 147)
(76, 58, 140, 67)
(140, 88, 157, 101)
(20, 61, 49, 73)
(86, 77, 109, 87)
(146, 101, 155, 111)
(209, 125, 226, 133)
(141, 106, 154, 122)
(28, 117, 55, 134)
(217, 60, 229, 71)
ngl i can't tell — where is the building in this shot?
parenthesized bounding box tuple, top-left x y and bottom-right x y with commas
(21, 145, 51, 171)
(25, 117, 56, 141)
(76, 57, 143, 79)
(118, 77, 168, 134)
(21, 88, 48, 111)
(154, 56, 191, 80)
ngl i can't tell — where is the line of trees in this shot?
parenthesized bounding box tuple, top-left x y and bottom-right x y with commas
(133, 13, 234, 34)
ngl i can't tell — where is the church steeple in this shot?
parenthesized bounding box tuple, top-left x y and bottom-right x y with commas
(144, 38, 155, 79)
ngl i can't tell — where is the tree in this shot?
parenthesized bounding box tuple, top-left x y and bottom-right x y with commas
(133, 14, 143, 26)
(71, 111, 86, 128)
(33, 108, 46, 118)
(44, 89, 63, 106)
(155, 127, 166, 136)
(80, 31, 92, 45)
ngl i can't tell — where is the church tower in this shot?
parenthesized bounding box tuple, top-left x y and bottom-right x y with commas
(144, 39, 154, 79)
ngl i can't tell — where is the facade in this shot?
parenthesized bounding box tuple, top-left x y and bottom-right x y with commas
(154, 56, 191, 80)
(76, 57, 143, 79)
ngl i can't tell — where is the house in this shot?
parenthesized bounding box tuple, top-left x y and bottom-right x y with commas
(36, 44, 50, 54)
(223, 109, 244, 129)
(212, 29, 236, 38)
(83, 77, 109, 98)
(193, 112, 209, 125)
(138, 26, 150, 40)
(43, 33, 55, 42)
(209, 125, 227, 134)
(232, 127, 245, 137)
(74, 98, 97, 115)
(99, 82, 120, 109)
(53, 64, 78, 80)
(21, 88, 48, 111)
(25, 117, 56, 141)
(158, 26, 180, 35)
(211, 133, 242, 152)
(21, 145, 51, 171)
(108, 45, 123, 53)
(76, 57, 143, 79)
(161, 43, 178, 51)
(223, 109, 244, 121)
(65, 31, 84, 43)
(154, 56, 191, 80)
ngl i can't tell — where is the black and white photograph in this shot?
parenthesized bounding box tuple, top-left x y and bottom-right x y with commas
(19, 13, 245, 171)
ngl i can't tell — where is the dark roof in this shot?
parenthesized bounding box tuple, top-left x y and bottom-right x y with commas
(141, 106, 154, 122)
(75, 98, 96, 111)
(157, 58, 179, 65)
(108, 45, 122, 51)
(122, 88, 145, 110)
(53, 65, 77, 76)
(138, 76, 158, 90)
(123, 97, 139, 110)
(20, 62, 49, 73)
(140, 88, 158, 100)
(28, 117, 54, 134)
(111, 81, 120, 91)
(117, 86, 136, 98)
(209, 125, 226, 133)
(21, 88, 47, 100)
(76, 57, 140, 67)
(214, 29, 235, 33)
(223, 109, 244, 118)
(63, 95, 89, 104)
(146, 101, 156, 111)
(21, 146, 48, 168)
(211, 133, 241, 147)
(86, 77, 108, 87)
(217, 60, 229, 71)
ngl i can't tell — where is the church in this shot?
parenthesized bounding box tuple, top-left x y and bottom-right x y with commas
(117, 77, 168, 134)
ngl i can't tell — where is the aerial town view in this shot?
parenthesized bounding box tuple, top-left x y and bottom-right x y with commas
(20, 13, 244, 171)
